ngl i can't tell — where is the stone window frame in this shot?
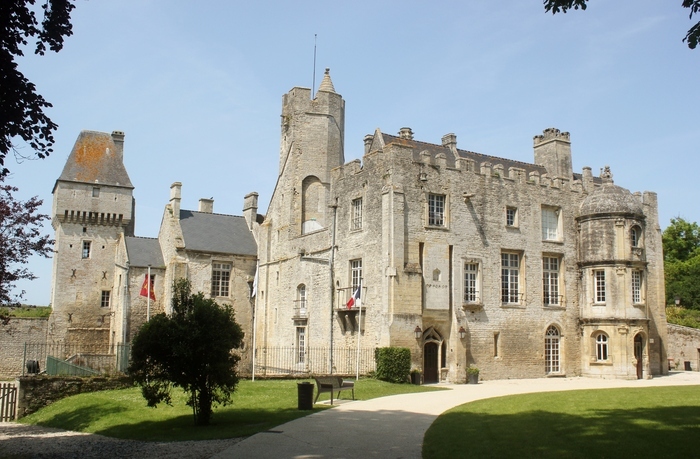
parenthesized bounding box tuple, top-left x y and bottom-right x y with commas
(296, 284, 307, 315)
(542, 255, 563, 307)
(631, 269, 644, 305)
(211, 262, 232, 298)
(594, 332, 610, 362)
(630, 225, 643, 248)
(505, 206, 518, 228)
(541, 205, 562, 242)
(92, 187, 100, 198)
(295, 326, 306, 364)
(501, 251, 524, 305)
(351, 197, 363, 231)
(545, 325, 561, 374)
(81, 240, 91, 259)
(593, 269, 606, 304)
(350, 259, 363, 292)
(426, 193, 448, 228)
(463, 259, 482, 305)
(100, 290, 111, 308)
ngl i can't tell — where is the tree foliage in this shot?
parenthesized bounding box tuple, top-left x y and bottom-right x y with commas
(128, 279, 244, 426)
(544, 0, 700, 50)
(1, 0, 76, 177)
(663, 218, 700, 309)
(0, 177, 53, 305)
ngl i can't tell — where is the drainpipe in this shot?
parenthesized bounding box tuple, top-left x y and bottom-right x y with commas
(329, 199, 338, 374)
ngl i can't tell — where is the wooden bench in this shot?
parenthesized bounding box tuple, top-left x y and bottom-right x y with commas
(313, 376, 355, 405)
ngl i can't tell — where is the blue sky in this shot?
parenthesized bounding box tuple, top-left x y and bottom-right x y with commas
(9, 0, 700, 305)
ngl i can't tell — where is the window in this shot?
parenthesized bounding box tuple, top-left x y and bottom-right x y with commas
(296, 327, 306, 364)
(464, 263, 479, 303)
(211, 263, 231, 297)
(545, 326, 560, 373)
(351, 198, 363, 230)
(101, 290, 111, 308)
(350, 259, 363, 291)
(595, 333, 609, 361)
(506, 207, 517, 227)
(594, 270, 606, 303)
(541, 207, 560, 241)
(542, 257, 560, 306)
(632, 270, 642, 304)
(631, 226, 641, 247)
(297, 284, 307, 314)
(92, 187, 100, 197)
(82, 241, 91, 259)
(501, 252, 520, 304)
(428, 194, 445, 227)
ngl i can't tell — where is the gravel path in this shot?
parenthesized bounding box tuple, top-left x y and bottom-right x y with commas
(0, 422, 242, 459)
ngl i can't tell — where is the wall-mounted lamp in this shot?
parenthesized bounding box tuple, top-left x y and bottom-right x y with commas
(458, 326, 467, 339)
(419, 172, 428, 181)
(414, 326, 422, 340)
(462, 193, 474, 203)
(675, 296, 681, 306)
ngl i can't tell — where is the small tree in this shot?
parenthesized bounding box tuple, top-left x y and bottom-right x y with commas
(663, 218, 700, 310)
(0, 177, 53, 305)
(129, 279, 244, 426)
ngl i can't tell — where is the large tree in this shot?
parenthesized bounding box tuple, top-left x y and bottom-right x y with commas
(129, 279, 244, 426)
(1, 0, 76, 177)
(662, 217, 700, 309)
(0, 177, 53, 305)
(544, 0, 700, 50)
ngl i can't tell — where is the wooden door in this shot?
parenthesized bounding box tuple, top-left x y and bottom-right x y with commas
(634, 334, 643, 379)
(423, 342, 439, 384)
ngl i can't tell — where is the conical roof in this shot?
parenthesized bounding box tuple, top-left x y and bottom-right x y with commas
(317, 68, 336, 93)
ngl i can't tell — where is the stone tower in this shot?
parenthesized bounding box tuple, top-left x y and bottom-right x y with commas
(48, 131, 135, 347)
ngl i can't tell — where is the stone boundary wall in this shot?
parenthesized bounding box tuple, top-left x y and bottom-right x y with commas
(16, 375, 132, 418)
(667, 324, 700, 371)
(0, 318, 48, 379)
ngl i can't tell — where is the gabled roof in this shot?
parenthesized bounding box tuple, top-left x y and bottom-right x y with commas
(179, 210, 257, 256)
(125, 237, 164, 268)
(55, 130, 133, 190)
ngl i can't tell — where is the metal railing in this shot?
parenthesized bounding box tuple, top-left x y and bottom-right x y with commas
(254, 346, 376, 377)
(23, 343, 131, 376)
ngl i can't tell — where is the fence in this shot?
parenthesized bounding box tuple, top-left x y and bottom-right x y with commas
(254, 347, 376, 377)
(23, 343, 131, 376)
(0, 382, 17, 421)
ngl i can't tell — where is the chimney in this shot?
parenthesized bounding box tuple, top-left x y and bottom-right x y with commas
(398, 127, 414, 140)
(441, 133, 457, 157)
(111, 131, 125, 160)
(533, 128, 573, 180)
(170, 182, 182, 219)
(363, 134, 374, 155)
(243, 192, 259, 230)
(198, 198, 214, 213)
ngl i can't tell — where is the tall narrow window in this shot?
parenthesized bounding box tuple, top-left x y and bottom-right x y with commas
(541, 207, 560, 241)
(92, 187, 100, 197)
(506, 207, 517, 227)
(464, 263, 479, 303)
(211, 263, 231, 297)
(595, 333, 609, 361)
(632, 270, 642, 304)
(542, 257, 560, 306)
(297, 284, 307, 315)
(631, 226, 641, 247)
(545, 326, 561, 373)
(351, 198, 363, 230)
(82, 241, 91, 259)
(101, 290, 111, 308)
(296, 327, 306, 364)
(428, 194, 445, 227)
(594, 270, 606, 303)
(350, 259, 363, 291)
(501, 252, 520, 304)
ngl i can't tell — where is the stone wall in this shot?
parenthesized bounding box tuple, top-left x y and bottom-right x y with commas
(667, 324, 700, 371)
(15, 375, 132, 418)
(0, 318, 48, 379)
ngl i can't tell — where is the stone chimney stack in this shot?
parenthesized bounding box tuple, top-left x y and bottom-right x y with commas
(442, 133, 457, 157)
(533, 128, 573, 180)
(364, 134, 374, 155)
(111, 131, 125, 160)
(198, 198, 214, 213)
(243, 192, 259, 230)
(398, 127, 414, 140)
(170, 182, 182, 219)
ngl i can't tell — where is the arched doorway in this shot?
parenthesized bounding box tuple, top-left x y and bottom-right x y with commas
(545, 325, 561, 374)
(423, 342, 439, 383)
(634, 334, 644, 379)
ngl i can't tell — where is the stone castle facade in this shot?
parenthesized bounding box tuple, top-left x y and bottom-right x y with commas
(45, 70, 668, 382)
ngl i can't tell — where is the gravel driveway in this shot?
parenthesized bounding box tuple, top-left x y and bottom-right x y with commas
(0, 422, 242, 459)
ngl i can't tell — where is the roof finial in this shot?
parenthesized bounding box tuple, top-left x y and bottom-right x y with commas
(317, 68, 336, 93)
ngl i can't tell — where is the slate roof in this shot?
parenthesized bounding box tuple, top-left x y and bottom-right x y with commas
(179, 210, 257, 256)
(55, 130, 133, 189)
(125, 237, 164, 268)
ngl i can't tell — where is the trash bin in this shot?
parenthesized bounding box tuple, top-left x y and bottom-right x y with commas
(685, 361, 692, 371)
(297, 382, 314, 410)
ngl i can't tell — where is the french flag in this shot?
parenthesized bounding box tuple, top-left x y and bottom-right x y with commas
(346, 283, 361, 309)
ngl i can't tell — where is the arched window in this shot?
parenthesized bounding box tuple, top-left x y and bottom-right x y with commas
(302, 176, 325, 233)
(630, 226, 642, 248)
(545, 325, 560, 374)
(297, 284, 307, 313)
(595, 333, 609, 361)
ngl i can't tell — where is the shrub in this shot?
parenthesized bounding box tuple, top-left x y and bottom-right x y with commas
(375, 347, 411, 383)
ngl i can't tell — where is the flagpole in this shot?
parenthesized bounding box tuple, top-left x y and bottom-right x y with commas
(356, 282, 362, 381)
(147, 265, 151, 322)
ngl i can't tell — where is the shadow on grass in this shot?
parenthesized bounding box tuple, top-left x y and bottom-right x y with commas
(424, 405, 700, 458)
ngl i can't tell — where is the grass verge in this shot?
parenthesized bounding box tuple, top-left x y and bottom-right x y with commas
(423, 386, 700, 458)
(20, 378, 443, 441)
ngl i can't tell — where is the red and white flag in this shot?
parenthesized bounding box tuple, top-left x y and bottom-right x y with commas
(140, 274, 156, 301)
(346, 283, 361, 309)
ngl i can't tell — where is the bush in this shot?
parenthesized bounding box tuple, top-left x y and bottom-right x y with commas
(375, 347, 411, 383)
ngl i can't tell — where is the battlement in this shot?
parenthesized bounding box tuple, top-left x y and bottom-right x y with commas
(533, 127, 571, 146)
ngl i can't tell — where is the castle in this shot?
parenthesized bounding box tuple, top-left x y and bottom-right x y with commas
(46, 69, 668, 382)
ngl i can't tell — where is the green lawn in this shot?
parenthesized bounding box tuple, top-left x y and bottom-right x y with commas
(20, 378, 442, 442)
(423, 386, 700, 458)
